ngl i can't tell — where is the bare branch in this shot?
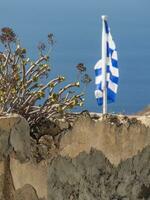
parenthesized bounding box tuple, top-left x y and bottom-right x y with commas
(26, 56, 48, 76)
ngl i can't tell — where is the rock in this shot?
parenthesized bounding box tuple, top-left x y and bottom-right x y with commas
(10, 115, 30, 162)
(48, 146, 150, 200)
(30, 138, 39, 163)
(14, 184, 39, 200)
(10, 158, 47, 199)
(55, 119, 70, 131)
(37, 118, 61, 138)
(138, 184, 150, 199)
(0, 128, 10, 160)
(37, 144, 48, 161)
(48, 149, 113, 200)
(38, 135, 53, 148)
(0, 114, 30, 162)
(79, 110, 91, 117)
(37, 135, 57, 161)
(38, 135, 54, 160)
(0, 174, 4, 200)
(0, 112, 150, 200)
(30, 135, 59, 163)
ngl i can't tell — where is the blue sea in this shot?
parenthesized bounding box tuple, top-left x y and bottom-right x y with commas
(0, 0, 150, 114)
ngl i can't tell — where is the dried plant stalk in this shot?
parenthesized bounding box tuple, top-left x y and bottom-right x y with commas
(0, 27, 84, 131)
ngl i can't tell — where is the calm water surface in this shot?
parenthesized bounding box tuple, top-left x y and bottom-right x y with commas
(0, 0, 150, 114)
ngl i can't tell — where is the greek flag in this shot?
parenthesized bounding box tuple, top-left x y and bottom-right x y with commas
(94, 19, 119, 106)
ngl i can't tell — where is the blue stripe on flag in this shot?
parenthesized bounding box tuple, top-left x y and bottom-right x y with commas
(107, 65, 110, 73)
(111, 59, 118, 67)
(94, 18, 119, 107)
(109, 75, 119, 84)
(97, 97, 103, 105)
(104, 20, 109, 34)
(106, 42, 109, 57)
(109, 48, 114, 56)
(95, 83, 102, 90)
(96, 89, 117, 105)
(107, 88, 116, 102)
(95, 68, 102, 76)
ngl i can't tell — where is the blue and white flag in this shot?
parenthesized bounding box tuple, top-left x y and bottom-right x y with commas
(94, 19, 119, 106)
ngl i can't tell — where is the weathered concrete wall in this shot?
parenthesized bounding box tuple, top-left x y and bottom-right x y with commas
(60, 114, 150, 165)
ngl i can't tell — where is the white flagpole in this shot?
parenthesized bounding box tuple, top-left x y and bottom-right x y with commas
(101, 15, 108, 114)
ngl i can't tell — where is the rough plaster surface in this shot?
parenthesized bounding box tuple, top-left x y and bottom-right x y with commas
(60, 115, 150, 165)
(48, 146, 150, 200)
(14, 184, 39, 200)
(0, 113, 150, 200)
(10, 158, 47, 199)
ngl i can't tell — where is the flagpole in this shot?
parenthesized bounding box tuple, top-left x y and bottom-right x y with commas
(101, 15, 107, 114)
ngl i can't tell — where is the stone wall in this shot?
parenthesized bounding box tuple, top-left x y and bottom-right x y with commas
(0, 114, 47, 200)
(0, 113, 149, 200)
(48, 145, 150, 200)
(10, 159, 47, 199)
(60, 114, 150, 165)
